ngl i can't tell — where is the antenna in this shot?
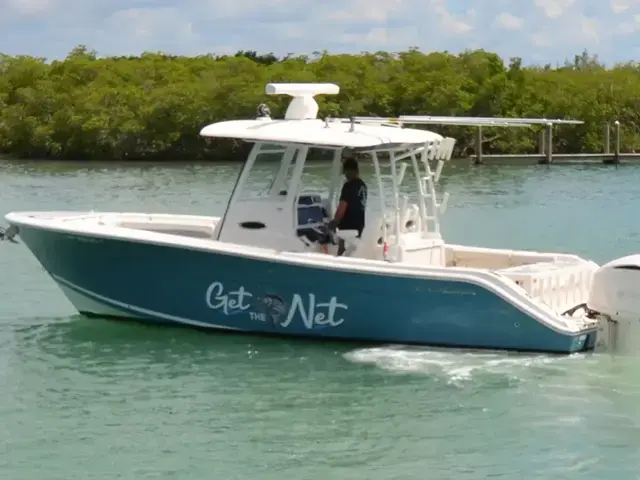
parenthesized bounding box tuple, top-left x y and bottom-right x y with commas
(265, 83, 339, 121)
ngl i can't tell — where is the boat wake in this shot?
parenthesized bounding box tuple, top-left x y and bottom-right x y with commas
(343, 345, 588, 386)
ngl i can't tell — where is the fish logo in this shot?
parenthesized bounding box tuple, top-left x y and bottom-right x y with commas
(261, 294, 287, 324)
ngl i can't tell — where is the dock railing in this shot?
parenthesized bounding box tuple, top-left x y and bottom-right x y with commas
(470, 120, 640, 165)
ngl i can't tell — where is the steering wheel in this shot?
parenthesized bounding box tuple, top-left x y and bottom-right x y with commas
(311, 222, 338, 245)
(296, 221, 338, 250)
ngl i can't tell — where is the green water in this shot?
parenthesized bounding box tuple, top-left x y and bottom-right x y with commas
(2, 160, 640, 479)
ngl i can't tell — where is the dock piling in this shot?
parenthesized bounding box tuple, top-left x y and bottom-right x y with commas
(604, 122, 610, 154)
(474, 126, 483, 165)
(538, 130, 545, 155)
(614, 120, 620, 164)
(544, 122, 553, 164)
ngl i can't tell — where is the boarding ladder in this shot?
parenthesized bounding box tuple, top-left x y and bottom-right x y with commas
(376, 138, 455, 239)
(418, 138, 455, 235)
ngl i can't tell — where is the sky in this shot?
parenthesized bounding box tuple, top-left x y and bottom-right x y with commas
(1, 0, 639, 65)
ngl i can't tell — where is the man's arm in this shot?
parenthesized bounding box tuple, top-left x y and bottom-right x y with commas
(329, 184, 350, 228)
(332, 200, 348, 224)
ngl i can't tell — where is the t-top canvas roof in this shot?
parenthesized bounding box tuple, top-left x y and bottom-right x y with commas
(199, 118, 444, 150)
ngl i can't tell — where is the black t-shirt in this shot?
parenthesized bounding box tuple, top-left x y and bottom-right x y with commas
(338, 178, 368, 235)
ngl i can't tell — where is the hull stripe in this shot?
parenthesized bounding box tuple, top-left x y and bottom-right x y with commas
(51, 274, 245, 331)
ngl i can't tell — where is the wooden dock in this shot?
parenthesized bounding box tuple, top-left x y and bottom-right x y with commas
(469, 120, 640, 165)
(469, 153, 640, 165)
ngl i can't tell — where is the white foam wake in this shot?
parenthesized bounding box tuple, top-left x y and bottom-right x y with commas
(343, 345, 587, 386)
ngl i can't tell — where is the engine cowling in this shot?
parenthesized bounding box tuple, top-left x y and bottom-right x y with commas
(588, 254, 640, 318)
(587, 254, 640, 353)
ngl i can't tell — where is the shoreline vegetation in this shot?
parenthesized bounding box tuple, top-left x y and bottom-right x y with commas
(0, 46, 639, 161)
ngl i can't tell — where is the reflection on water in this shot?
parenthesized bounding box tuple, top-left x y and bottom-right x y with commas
(21, 316, 353, 375)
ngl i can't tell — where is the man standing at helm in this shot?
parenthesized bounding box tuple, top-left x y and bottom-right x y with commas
(329, 153, 368, 256)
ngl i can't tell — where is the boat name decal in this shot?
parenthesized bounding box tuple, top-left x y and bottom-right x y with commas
(205, 281, 347, 329)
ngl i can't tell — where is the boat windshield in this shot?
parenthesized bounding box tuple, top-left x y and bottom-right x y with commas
(238, 144, 336, 202)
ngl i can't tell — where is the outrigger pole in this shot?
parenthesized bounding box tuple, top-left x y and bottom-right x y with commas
(337, 116, 584, 164)
(340, 116, 584, 128)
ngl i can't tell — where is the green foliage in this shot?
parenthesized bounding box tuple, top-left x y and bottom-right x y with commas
(0, 46, 639, 160)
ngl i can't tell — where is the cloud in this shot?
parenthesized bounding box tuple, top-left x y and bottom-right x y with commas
(534, 0, 577, 18)
(493, 12, 524, 30)
(617, 13, 640, 34)
(97, 7, 201, 54)
(316, 0, 404, 23)
(429, 0, 474, 34)
(1, 0, 639, 65)
(4, 0, 54, 15)
(530, 33, 553, 47)
(610, 0, 634, 14)
(578, 14, 599, 43)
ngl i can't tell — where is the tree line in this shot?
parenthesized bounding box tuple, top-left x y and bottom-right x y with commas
(0, 46, 639, 161)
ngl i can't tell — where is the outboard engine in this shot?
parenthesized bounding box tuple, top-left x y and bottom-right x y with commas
(587, 254, 640, 353)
